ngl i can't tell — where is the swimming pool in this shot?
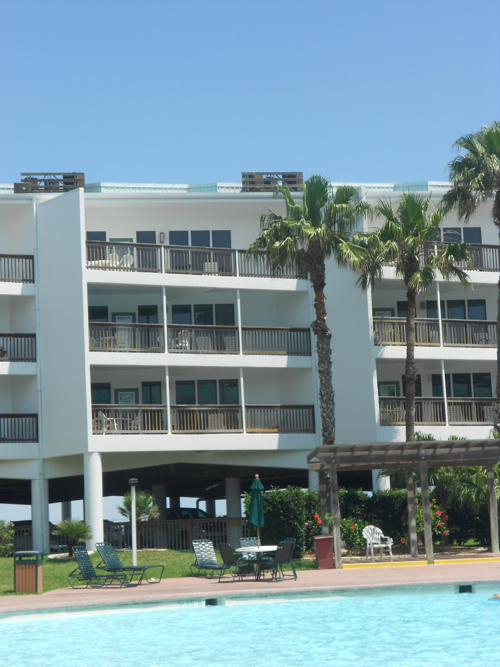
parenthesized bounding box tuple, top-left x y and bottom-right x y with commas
(2, 586, 499, 666)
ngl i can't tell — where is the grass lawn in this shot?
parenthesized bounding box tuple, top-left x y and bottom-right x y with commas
(0, 550, 316, 596)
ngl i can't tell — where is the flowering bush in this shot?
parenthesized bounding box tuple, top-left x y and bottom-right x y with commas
(415, 503, 450, 543)
(304, 513, 323, 548)
(0, 520, 14, 557)
(340, 518, 365, 552)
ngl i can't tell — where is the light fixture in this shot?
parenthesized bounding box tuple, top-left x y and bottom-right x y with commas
(420, 302, 426, 310)
(128, 477, 138, 487)
(159, 232, 165, 244)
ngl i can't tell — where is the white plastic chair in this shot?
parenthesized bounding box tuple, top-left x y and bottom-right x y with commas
(177, 330, 191, 350)
(120, 253, 134, 269)
(362, 525, 393, 562)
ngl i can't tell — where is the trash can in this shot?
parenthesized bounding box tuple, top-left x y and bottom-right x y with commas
(14, 551, 43, 593)
(313, 535, 334, 569)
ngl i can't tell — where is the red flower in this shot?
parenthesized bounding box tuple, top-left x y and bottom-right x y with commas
(431, 531, 434, 535)
(437, 522, 443, 528)
(401, 516, 405, 521)
(436, 510, 443, 516)
(317, 519, 322, 524)
(444, 516, 449, 522)
(314, 514, 319, 519)
(350, 524, 354, 529)
(401, 537, 406, 544)
(304, 522, 308, 527)
(443, 530, 448, 536)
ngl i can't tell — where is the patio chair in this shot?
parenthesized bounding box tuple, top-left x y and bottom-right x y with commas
(95, 542, 164, 584)
(120, 253, 134, 269)
(239, 536, 258, 561)
(282, 537, 298, 580)
(257, 541, 295, 582)
(177, 330, 191, 350)
(190, 539, 225, 578)
(68, 546, 130, 588)
(217, 543, 255, 582)
(362, 525, 394, 563)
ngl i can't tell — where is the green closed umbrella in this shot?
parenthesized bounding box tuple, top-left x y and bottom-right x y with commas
(248, 474, 264, 547)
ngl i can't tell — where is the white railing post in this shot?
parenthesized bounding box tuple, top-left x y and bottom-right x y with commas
(239, 368, 247, 434)
(162, 285, 168, 353)
(165, 367, 171, 435)
(236, 288, 243, 355)
(235, 249, 240, 277)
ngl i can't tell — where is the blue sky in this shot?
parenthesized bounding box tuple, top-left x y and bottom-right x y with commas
(1, 0, 499, 186)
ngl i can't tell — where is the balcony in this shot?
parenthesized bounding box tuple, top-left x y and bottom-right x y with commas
(0, 334, 36, 361)
(92, 404, 315, 434)
(373, 317, 496, 348)
(0, 414, 38, 441)
(379, 397, 495, 425)
(0, 255, 34, 283)
(86, 241, 305, 279)
(89, 323, 165, 352)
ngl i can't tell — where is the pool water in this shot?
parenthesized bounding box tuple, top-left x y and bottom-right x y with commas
(2, 588, 500, 667)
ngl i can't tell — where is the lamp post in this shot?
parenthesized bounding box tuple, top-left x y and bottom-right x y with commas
(129, 478, 138, 566)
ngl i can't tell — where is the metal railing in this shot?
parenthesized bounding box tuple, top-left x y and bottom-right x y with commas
(246, 405, 315, 433)
(379, 397, 495, 425)
(89, 323, 165, 352)
(0, 334, 36, 361)
(0, 414, 38, 441)
(0, 254, 34, 283)
(373, 317, 497, 348)
(85, 242, 305, 279)
(242, 327, 311, 355)
(167, 325, 239, 353)
(170, 406, 243, 433)
(92, 406, 168, 433)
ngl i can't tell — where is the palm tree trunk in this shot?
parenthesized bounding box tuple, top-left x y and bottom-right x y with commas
(405, 286, 418, 442)
(308, 248, 335, 446)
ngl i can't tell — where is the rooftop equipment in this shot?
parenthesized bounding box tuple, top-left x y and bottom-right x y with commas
(14, 173, 85, 193)
(241, 172, 303, 192)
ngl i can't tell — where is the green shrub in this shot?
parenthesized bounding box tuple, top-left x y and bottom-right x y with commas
(0, 520, 14, 557)
(366, 490, 409, 541)
(340, 518, 365, 552)
(339, 488, 367, 521)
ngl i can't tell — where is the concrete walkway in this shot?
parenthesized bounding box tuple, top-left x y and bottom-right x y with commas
(1, 558, 500, 618)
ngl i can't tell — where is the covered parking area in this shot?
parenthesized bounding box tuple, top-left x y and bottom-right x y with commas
(308, 439, 500, 569)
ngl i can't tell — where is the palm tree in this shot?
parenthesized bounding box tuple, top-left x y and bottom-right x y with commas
(117, 490, 159, 522)
(249, 175, 369, 446)
(356, 192, 470, 441)
(442, 121, 500, 427)
(52, 518, 92, 557)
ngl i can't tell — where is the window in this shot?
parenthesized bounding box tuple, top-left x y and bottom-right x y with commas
(402, 375, 422, 397)
(88, 306, 108, 322)
(452, 373, 471, 398)
(169, 231, 189, 246)
(142, 381, 162, 404)
(138, 305, 158, 324)
(191, 231, 210, 247)
(373, 308, 395, 317)
(87, 231, 106, 242)
(194, 305, 214, 325)
(136, 231, 156, 244)
(443, 228, 461, 242)
(172, 305, 192, 325)
(463, 228, 482, 244)
(212, 231, 231, 248)
(91, 383, 111, 404)
(397, 301, 408, 318)
(176, 381, 196, 404)
(426, 301, 446, 319)
(198, 380, 217, 404)
(378, 381, 400, 397)
(467, 300, 486, 320)
(219, 379, 239, 404)
(473, 373, 492, 397)
(215, 304, 235, 326)
(432, 374, 451, 398)
(447, 300, 466, 320)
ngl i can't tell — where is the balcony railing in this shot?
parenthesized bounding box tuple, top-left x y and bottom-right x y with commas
(167, 325, 239, 353)
(92, 406, 168, 433)
(379, 397, 495, 425)
(0, 255, 34, 283)
(89, 323, 165, 352)
(420, 243, 500, 272)
(85, 241, 305, 279)
(242, 327, 311, 355)
(92, 405, 315, 434)
(0, 334, 36, 361)
(0, 414, 38, 442)
(373, 317, 497, 348)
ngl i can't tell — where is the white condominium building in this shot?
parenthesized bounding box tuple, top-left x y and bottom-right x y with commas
(0, 174, 496, 551)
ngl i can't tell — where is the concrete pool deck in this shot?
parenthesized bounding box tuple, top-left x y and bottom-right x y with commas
(1, 557, 500, 617)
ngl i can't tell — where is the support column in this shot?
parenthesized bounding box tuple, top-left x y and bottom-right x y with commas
(83, 452, 104, 550)
(329, 463, 343, 569)
(31, 478, 49, 553)
(405, 469, 418, 558)
(165, 367, 171, 435)
(61, 501, 72, 521)
(239, 368, 247, 434)
(152, 484, 167, 520)
(372, 470, 390, 492)
(169, 496, 180, 509)
(318, 469, 329, 536)
(486, 462, 499, 553)
(236, 288, 243, 355)
(308, 469, 319, 493)
(225, 477, 242, 548)
(419, 461, 434, 564)
(205, 499, 216, 517)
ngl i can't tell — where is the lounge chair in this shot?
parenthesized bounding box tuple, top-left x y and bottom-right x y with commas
(68, 546, 130, 588)
(257, 541, 295, 582)
(362, 525, 393, 562)
(95, 542, 164, 584)
(217, 543, 255, 582)
(282, 537, 297, 579)
(190, 539, 225, 578)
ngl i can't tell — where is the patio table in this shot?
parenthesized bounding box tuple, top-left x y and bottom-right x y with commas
(235, 545, 277, 580)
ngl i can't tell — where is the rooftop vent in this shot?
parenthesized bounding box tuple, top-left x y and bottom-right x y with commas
(14, 172, 85, 194)
(241, 172, 303, 192)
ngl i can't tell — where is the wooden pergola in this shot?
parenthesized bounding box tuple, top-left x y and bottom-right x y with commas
(307, 439, 500, 568)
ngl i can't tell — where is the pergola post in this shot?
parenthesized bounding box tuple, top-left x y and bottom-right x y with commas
(319, 468, 329, 536)
(486, 462, 499, 554)
(405, 468, 418, 558)
(419, 461, 434, 565)
(329, 462, 343, 569)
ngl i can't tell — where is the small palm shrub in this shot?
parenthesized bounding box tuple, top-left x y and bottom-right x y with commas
(0, 520, 14, 557)
(52, 519, 92, 556)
